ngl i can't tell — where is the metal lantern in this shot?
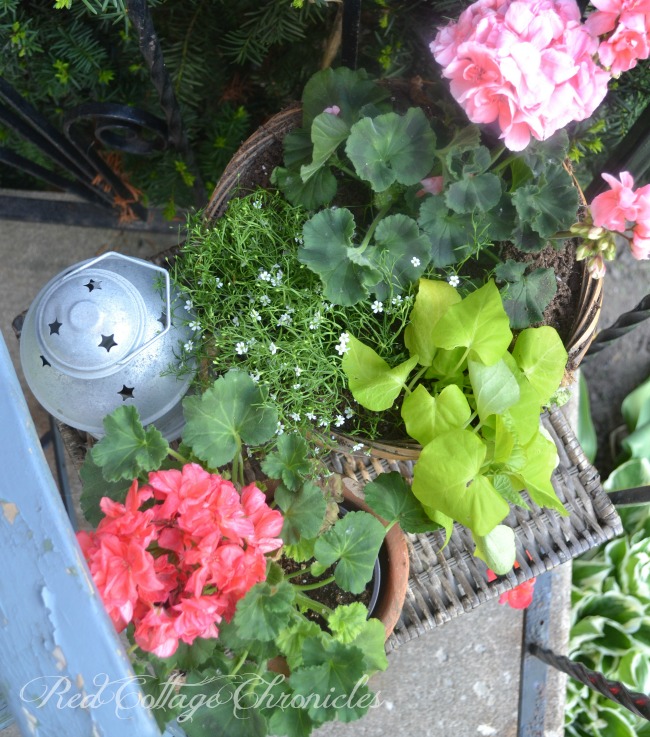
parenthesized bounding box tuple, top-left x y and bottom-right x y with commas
(20, 251, 196, 440)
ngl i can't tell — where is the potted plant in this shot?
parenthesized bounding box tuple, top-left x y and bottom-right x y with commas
(172, 0, 649, 579)
(78, 368, 415, 736)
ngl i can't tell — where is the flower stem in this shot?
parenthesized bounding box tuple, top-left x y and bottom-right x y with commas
(293, 575, 336, 591)
(231, 649, 250, 676)
(359, 201, 392, 252)
(294, 591, 333, 617)
(406, 365, 428, 393)
(168, 447, 188, 465)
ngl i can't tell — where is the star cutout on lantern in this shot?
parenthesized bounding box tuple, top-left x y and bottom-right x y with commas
(40, 355, 51, 367)
(118, 385, 134, 401)
(99, 333, 118, 352)
(48, 318, 62, 335)
(84, 279, 102, 292)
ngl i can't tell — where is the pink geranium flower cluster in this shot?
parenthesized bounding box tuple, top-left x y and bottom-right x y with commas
(430, 0, 612, 150)
(77, 464, 283, 658)
(587, 0, 650, 74)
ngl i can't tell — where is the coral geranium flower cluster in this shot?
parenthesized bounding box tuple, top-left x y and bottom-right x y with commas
(77, 463, 283, 658)
(431, 0, 650, 152)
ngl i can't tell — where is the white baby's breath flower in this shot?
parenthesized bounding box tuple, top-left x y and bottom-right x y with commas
(276, 422, 285, 435)
(259, 294, 271, 306)
(335, 415, 345, 427)
(289, 412, 301, 422)
(277, 313, 292, 328)
(251, 309, 262, 322)
(253, 200, 262, 209)
(184, 299, 193, 311)
(183, 340, 194, 352)
(305, 412, 317, 421)
(410, 256, 421, 267)
(391, 295, 403, 306)
(235, 341, 248, 355)
(188, 320, 201, 332)
(294, 366, 302, 376)
(250, 371, 261, 383)
(344, 407, 354, 418)
(232, 316, 240, 327)
(214, 277, 223, 288)
(292, 383, 301, 390)
(319, 418, 329, 428)
(258, 270, 271, 282)
(269, 342, 278, 355)
(371, 300, 384, 314)
(351, 442, 364, 452)
(448, 274, 460, 287)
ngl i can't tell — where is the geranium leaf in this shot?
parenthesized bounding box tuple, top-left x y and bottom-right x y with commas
(512, 326, 567, 404)
(512, 164, 578, 239)
(90, 405, 168, 482)
(418, 195, 474, 267)
(300, 112, 350, 182)
(301, 66, 389, 129)
(404, 278, 461, 366)
(261, 433, 312, 490)
(496, 262, 557, 329)
(276, 619, 324, 670)
(447, 143, 491, 178)
(348, 618, 388, 673)
(327, 602, 368, 644)
(473, 524, 517, 575)
(346, 108, 436, 191)
(233, 580, 296, 641)
(268, 690, 316, 737)
(363, 471, 436, 533)
(412, 429, 510, 537)
(300, 208, 380, 305)
(342, 334, 419, 411)
(275, 482, 327, 544)
(445, 172, 502, 214)
(314, 511, 386, 593)
(282, 126, 313, 167)
(291, 638, 371, 722)
(79, 452, 131, 525)
(271, 165, 337, 210)
(521, 130, 570, 177)
(431, 280, 512, 365)
(401, 384, 471, 447)
(468, 358, 520, 421)
(368, 214, 430, 300)
(182, 370, 278, 468)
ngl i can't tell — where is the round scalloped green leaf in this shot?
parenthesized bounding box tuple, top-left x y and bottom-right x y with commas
(271, 164, 337, 209)
(445, 172, 502, 214)
(418, 195, 475, 267)
(432, 280, 512, 365)
(275, 482, 327, 545)
(512, 326, 567, 404)
(300, 112, 350, 182)
(404, 278, 461, 366)
(346, 107, 436, 192)
(300, 208, 380, 305)
(342, 334, 419, 411)
(363, 471, 435, 533)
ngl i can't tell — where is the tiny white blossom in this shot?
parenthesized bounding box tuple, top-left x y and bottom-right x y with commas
(289, 412, 301, 422)
(253, 200, 262, 209)
(305, 412, 317, 421)
(189, 320, 201, 332)
(410, 256, 421, 267)
(183, 340, 194, 352)
(292, 383, 301, 390)
(294, 236, 303, 244)
(259, 295, 271, 306)
(232, 316, 240, 327)
(184, 299, 193, 311)
(258, 270, 271, 282)
(335, 342, 349, 356)
(371, 300, 384, 314)
(269, 342, 278, 355)
(335, 415, 345, 427)
(235, 341, 248, 355)
(448, 274, 460, 287)
(214, 277, 223, 288)
(294, 366, 302, 377)
(277, 313, 293, 328)
(276, 422, 285, 435)
(344, 407, 354, 418)
(351, 442, 364, 452)
(391, 295, 403, 306)
(250, 371, 261, 383)
(319, 418, 329, 428)
(251, 309, 262, 322)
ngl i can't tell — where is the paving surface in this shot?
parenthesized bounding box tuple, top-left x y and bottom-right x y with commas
(2, 210, 646, 737)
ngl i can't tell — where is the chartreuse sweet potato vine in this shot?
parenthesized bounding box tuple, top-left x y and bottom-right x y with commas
(342, 279, 570, 571)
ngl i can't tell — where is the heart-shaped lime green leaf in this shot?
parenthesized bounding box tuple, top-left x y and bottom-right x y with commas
(182, 370, 278, 468)
(496, 260, 557, 329)
(261, 433, 312, 490)
(512, 326, 567, 404)
(432, 280, 512, 365)
(468, 358, 520, 421)
(412, 429, 510, 536)
(271, 164, 337, 209)
(404, 278, 461, 365)
(233, 580, 296, 641)
(368, 214, 430, 300)
(491, 473, 531, 510)
(90, 405, 168, 482)
(473, 524, 516, 575)
(401, 384, 471, 447)
(501, 353, 544, 445)
(275, 482, 327, 544)
(418, 195, 475, 267)
(300, 208, 381, 305)
(516, 430, 568, 515)
(342, 334, 418, 411)
(512, 164, 579, 239)
(300, 112, 350, 182)
(291, 638, 370, 723)
(363, 471, 436, 533)
(346, 108, 436, 191)
(314, 511, 386, 593)
(445, 172, 502, 214)
(301, 66, 389, 129)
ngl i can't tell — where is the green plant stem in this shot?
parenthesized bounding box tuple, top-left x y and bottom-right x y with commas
(168, 447, 189, 465)
(293, 575, 336, 591)
(451, 347, 470, 375)
(359, 201, 392, 252)
(406, 365, 428, 393)
(285, 567, 309, 580)
(230, 649, 250, 676)
(231, 444, 244, 489)
(294, 591, 333, 617)
(481, 247, 502, 266)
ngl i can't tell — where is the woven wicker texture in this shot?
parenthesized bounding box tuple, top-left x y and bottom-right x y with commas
(326, 407, 622, 652)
